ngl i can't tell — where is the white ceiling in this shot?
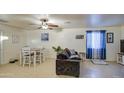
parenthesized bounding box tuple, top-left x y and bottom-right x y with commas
(0, 14, 124, 30)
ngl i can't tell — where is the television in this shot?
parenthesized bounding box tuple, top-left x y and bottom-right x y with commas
(120, 40, 124, 53)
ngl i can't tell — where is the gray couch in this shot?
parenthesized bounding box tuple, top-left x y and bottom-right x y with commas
(56, 48, 81, 77)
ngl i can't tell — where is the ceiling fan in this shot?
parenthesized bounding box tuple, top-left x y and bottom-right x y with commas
(30, 16, 62, 30)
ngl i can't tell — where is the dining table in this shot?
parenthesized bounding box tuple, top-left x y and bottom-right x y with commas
(20, 48, 44, 67)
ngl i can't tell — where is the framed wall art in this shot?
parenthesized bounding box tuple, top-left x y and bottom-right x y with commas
(107, 33, 114, 43)
(76, 35, 84, 39)
(41, 33, 49, 41)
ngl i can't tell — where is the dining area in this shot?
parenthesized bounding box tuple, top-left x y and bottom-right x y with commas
(20, 46, 46, 68)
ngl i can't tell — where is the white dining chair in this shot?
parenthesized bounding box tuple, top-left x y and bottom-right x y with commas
(21, 47, 32, 67)
(41, 48, 46, 62)
(34, 49, 44, 64)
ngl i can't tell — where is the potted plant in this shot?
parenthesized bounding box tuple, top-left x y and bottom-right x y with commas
(52, 46, 63, 54)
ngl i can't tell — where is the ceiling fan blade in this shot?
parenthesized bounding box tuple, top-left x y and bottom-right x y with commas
(48, 26, 63, 30)
(37, 27, 42, 29)
(29, 23, 41, 26)
(48, 27, 53, 30)
(47, 23, 59, 27)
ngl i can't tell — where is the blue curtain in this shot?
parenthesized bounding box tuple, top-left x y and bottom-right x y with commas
(86, 31, 92, 59)
(86, 30, 106, 60)
(100, 31, 106, 59)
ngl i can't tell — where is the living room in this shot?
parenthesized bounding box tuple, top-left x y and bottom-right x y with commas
(1, 1, 124, 93)
(0, 14, 124, 78)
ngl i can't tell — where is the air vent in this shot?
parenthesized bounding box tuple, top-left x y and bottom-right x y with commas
(65, 21, 71, 24)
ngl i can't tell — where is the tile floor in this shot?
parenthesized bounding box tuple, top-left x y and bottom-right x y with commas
(0, 59, 124, 78)
(80, 60, 124, 78)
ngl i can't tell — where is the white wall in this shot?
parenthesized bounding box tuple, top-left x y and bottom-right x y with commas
(103, 27, 121, 61)
(0, 24, 26, 64)
(121, 26, 124, 39)
(25, 26, 121, 61)
(56, 28, 86, 52)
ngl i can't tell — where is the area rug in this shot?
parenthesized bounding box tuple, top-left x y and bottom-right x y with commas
(91, 59, 108, 65)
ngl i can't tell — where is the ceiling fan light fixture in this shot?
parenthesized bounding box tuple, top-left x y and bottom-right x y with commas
(42, 24, 48, 29)
(41, 19, 48, 30)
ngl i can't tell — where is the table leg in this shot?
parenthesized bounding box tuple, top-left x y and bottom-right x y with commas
(20, 51, 22, 65)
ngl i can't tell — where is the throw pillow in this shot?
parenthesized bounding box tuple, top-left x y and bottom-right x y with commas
(63, 51, 70, 58)
(70, 49, 76, 55)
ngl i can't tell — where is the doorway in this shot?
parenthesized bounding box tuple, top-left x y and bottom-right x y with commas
(86, 30, 106, 60)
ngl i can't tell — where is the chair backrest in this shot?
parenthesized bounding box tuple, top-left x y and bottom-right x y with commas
(21, 47, 31, 57)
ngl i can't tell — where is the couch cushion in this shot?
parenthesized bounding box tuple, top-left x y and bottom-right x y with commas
(64, 48, 71, 56)
(63, 51, 70, 58)
(69, 55, 81, 60)
(57, 53, 68, 59)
